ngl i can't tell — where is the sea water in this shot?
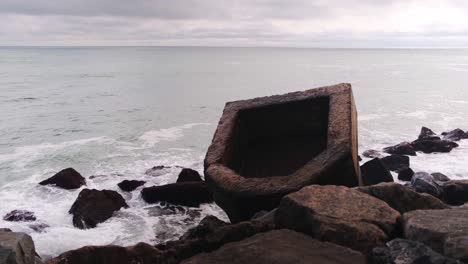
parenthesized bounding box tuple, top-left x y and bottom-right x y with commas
(1, 47, 468, 257)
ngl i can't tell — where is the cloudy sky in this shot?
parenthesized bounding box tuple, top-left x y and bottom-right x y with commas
(1, 0, 468, 47)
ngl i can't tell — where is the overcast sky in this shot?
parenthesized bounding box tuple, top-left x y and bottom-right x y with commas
(1, 0, 468, 47)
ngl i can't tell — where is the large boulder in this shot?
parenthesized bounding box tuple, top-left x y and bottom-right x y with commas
(177, 169, 203, 183)
(411, 172, 443, 198)
(402, 207, 468, 261)
(398, 167, 415, 181)
(381, 154, 410, 172)
(141, 182, 213, 207)
(0, 230, 42, 264)
(411, 139, 458, 154)
(182, 229, 367, 264)
(46, 243, 161, 264)
(275, 185, 400, 253)
(383, 142, 417, 156)
(442, 129, 468, 142)
(440, 180, 468, 205)
(3, 210, 36, 222)
(117, 180, 145, 192)
(69, 189, 128, 229)
(370, 238, 462, 264)
(39, 168, 86, 190)
(355, 183, 448, 214)
(360, 158, 394, 186)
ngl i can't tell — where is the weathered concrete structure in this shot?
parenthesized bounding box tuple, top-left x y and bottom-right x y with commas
(204, 83, 361, 222)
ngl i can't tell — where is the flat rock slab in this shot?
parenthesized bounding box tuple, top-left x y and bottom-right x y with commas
(403, 207, 468, 261)
(275, 185, 400, 253)
(182, 229, 367, 264)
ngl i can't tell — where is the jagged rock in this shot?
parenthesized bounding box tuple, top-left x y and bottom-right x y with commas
(442, 129, 468, 141)
(0, 229, 42, 264)
(69, 189, 128, 229)
(370, 238, 462, 264)
(398, 168, 415, 181)
(117, 180, 145, 192)
(381, 154, 410, 172)
(418, 127, 439, 140)
(275, 185, 400, 253)
(403, 207, 468, 261)
(182, 229, 367, 264)
(177, 169, 203, 183)
(180, 216, 228, 240)
(145, 165, 172, 177)
(383, 142, 417, 156)
(39, 168, 86, 190)
(3, 210, 36, 222)
(356, 183, 448, 214)
(141, 182, 213, 207)
(411, 139, 458, 154)
(432, 172, 450, 182)
(440, 180, 468, 206)
(362, 150, 384, 159)
(411, 172, 443, 197)
(360, 158, 394, 186)
(45, 242, 161, 264)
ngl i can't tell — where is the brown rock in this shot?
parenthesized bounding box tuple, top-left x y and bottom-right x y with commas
(418, 127, 439, 140)
(360, 158, 394, 186)
(381, 154, 410, 172)
(177, 168, 203, 183)
(411, 139, 458, 154)
(442, 128, 468, 141)
(182, 229, 367, 264)
(141, 182, 213, 207)
(39, 168, 86, 190)
(440, 180, 468, 205)
(398, 167, 414, 181)
(383, 142, 417, 156)
(204, 83, 361, 222)
(275, 185, 400, 253)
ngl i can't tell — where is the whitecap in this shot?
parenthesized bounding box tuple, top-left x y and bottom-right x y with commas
(139, 123, 210, 147)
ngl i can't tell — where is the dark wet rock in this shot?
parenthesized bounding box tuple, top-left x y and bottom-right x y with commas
(177, 169, 203, 183)
(432, 172, 451, 182)
(117, 180, 145, 192)
(355, 182, 448, 214)
(411, 172, 443, 198)
(180, 216, 228, 241)
(381, 154, 410, 172)
(46, 242, 161, 264)
(411, 139, 458, 154)
(145, 165, 172, 177)
(418, 126, 439, 140)
(3, 210, 36, 222)
(398, 167, 415, 181)
(0, 229, 42, 264)
(370, 238, 462, 264)
(276, 185, 400, 253)
(442, 129, 468, 142)
(0, 228, 12, 232)
(146, 204, 190, 217)
(69, 189, 128, 229)
(440, 180, 468, 206)
(358, 155, 362, 161)
(362, 149, 384, 159)
(383, 142, 417, 156)
(403, 207, 468, 261)
(28, 223, 49, 233)
(141, 182, 213, 207)
(39, 168, 86, 190)
(360, 158, 394, 186)
(204, 84, 361, 223)
(182, 229, 367, 264)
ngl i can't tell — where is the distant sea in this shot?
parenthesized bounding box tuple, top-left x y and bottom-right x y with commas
(1, 47, 468, 257)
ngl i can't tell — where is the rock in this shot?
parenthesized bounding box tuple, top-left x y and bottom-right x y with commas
(442, 129, 468, 141)
(432, 172, 451, 182)
(360, 158, 394, 186)
(275, 185, 400, 253)
(141, 182, 213, 207)
(440, 180, 468, 206)
(398, 167, 415, 181)
(39, 168, 86, 190)
(362, 149, 384, 159)
(0, 229, 41, 264)
(370, 238, 462, 264)
(383, 142, 417, 156)
(46, 242, 161, 264)
(411, 172, 443, 197)
(403, 207, 468, 261)
(355, 183, 448, 214)
(177, 169, 203, 183)
(3, 210, 36, 222)
(28, 223, 49, 233)
(145, 165, 172, 177)
(381, 154, 410, 172)
(0, 228, 12, 232)
(411, 139, 458, 154)
(69, 189, 128, 229)
(204, 84, 361, 223)
(145, 204, 200, 217)
(182, 229, 367, 264)
(418, 126, 439, 140)
(117, 180, 145, 192)
(180, 216, 228, 240)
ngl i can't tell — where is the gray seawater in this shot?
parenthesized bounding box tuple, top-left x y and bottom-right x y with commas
(1, 47, 468, 257)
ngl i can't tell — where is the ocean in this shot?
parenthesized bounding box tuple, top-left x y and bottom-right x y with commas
(1, 47, 468, 257)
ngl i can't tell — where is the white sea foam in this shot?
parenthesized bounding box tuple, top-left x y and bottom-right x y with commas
(139, 123, 210, 147)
